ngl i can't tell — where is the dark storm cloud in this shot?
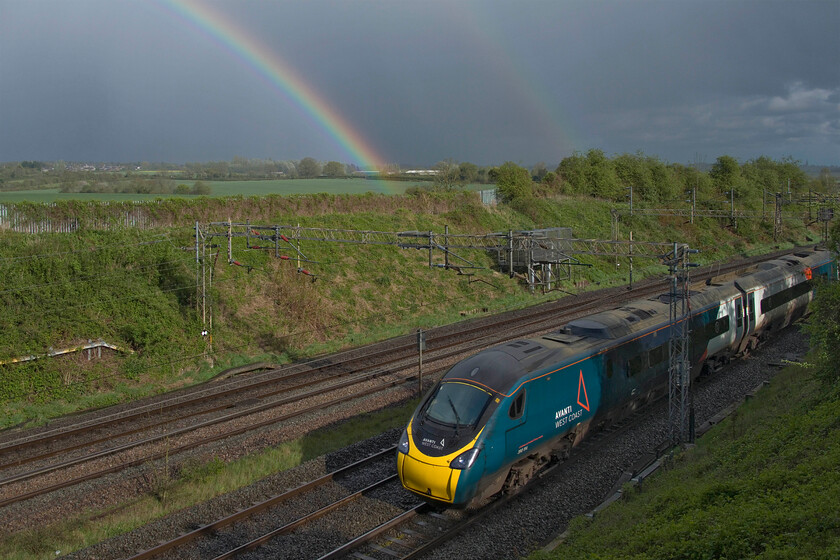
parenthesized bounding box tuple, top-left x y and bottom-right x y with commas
(0, 0, 837, 166)
(563, 0, 840, 164)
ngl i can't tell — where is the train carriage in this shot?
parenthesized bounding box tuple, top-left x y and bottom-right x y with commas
(398, 249, 836, 508)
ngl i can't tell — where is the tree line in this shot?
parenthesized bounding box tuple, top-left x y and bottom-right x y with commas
(491, 151, 838, 210)
(2, 154, 836, 201)
(50, 176, 210, 196)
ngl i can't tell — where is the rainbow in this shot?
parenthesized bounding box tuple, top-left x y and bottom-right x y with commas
(157, 0, 389, 177)
(451, 5, 581, 157)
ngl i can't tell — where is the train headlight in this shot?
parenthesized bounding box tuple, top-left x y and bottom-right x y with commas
(450, 447, 480, 470)
(398, 429, 410, 454)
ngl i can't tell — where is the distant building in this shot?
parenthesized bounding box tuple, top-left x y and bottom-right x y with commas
(404, 169, 439, 175)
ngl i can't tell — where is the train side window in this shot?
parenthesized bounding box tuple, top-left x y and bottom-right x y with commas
(761, 281, 812, 314)
(509, 391, 525, 419)
(649, 345, 667, 366)
(736, 300, 743, 328)
(701, 315, 731, 340)
(606, 359, 613, 378)
(628, 354, 645, 376)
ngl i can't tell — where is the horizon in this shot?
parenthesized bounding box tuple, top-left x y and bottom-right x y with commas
(3, 154, 840, 171)
(2, 0, 838, 168)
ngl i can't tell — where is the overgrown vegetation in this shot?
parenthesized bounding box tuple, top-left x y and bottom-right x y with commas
(0, 179, 829, 429)
(58, 177, 211, 196)
(0, 230, 202, 403)
(804, 282, 840, 389)
(0, 155, 836, 557)
(497, 151, 837, 210)
(533, 354, 840, 560)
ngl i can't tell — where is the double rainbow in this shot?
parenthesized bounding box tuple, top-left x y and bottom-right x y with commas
(159, 0, 388, 175)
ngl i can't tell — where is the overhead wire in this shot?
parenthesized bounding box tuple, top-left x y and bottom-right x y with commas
(1, 228, 528, 401)
(6, 279, 516, 400)
(2, 252, 525, 400)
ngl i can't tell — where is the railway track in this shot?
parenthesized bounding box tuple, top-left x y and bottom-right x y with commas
(329, 403, 658, 560)
(77, 322, 793, 560)
(0, 249, 799, 528)
(126, 445, 414, 560)
(124, 389, 658, 560)
(75, 324, 800, 559)
(0, 272, 650, 511)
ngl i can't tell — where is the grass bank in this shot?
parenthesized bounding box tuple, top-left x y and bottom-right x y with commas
(0, 190, 831, 557)
(0, 191, 823, 430)
(0, 178, 479, 202)
(534, 359, 840, 560)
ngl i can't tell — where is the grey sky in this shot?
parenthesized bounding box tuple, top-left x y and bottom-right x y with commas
(1, 0, 837, 167)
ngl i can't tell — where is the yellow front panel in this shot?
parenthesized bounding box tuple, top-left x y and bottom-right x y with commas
(398, 452, 461, 503)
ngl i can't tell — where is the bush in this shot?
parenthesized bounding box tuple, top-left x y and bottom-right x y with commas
(494, 162, 534, 202)
(804, 279, 840, 386)
(191, 181, 211, 195)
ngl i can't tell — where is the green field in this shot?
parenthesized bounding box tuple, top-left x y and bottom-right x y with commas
(197, 178, 423, 196)
(0, 178, 441, 203)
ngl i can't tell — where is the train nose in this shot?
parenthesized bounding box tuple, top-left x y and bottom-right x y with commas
(398, 452, 460, 503)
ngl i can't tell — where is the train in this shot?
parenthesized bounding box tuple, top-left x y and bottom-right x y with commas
(396, 248, 836, 507)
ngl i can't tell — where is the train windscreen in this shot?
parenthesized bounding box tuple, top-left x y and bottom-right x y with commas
(423, 382, 491, 428)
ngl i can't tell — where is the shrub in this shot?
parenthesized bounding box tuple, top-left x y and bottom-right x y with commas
(804, 279, 840, 386)
(494, 162, 534, 202)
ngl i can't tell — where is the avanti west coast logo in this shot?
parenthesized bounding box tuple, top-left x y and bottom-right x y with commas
(555, 370, 589, 429)
(421, 437, 445, 450)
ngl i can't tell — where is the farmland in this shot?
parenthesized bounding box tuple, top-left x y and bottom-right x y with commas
(0, 178, 431, 203)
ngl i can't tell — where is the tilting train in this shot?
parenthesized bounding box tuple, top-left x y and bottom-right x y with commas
(397, 249, 836, 507)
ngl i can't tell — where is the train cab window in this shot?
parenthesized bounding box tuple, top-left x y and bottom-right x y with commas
(606, 359, 614, 379)
(424, 382, 492, 428)
(509, 391, 525, 419)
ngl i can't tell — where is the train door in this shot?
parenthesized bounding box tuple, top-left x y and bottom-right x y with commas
(603, 355, 625, 411)
(735, 292, 756, 354)
(747, 292, 756, 331)
(504, 389, 530, 458)
(733, 296, 746, 351)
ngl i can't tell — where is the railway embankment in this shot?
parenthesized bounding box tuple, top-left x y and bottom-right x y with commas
(0, 191, 834, 557)
(0, 191, 824, 431)
(534, 331, 840, 559)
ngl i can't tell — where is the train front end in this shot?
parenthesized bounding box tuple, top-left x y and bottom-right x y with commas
(397, 379, 496, 506)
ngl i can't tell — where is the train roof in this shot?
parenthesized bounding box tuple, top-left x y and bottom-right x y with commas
(688, 282, 741, 309)
(441, 249, 833, 397)
(440, 346, 529, 395)
(441, 334, 591, 395)
(563, 297, 671, 339)
(446, 297, 676, 395)
(736, 249, 830, 291)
